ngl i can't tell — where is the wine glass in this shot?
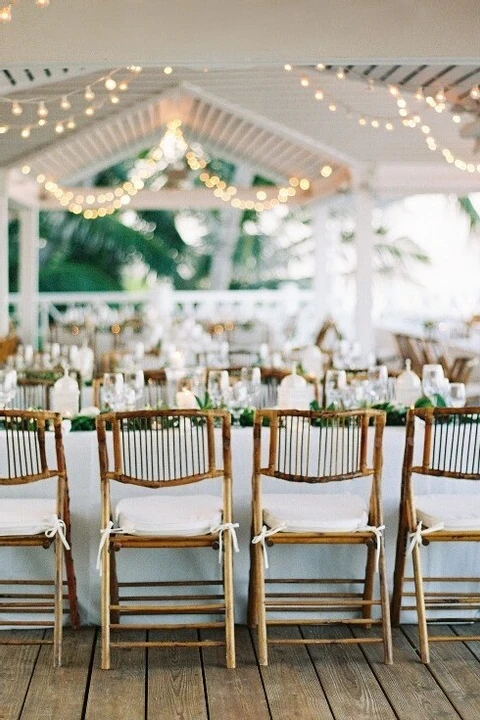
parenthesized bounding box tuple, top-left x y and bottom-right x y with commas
(367, 365, 388, 404)
(422, 364, 445, 402)
(227, 380, 249, 424)
(207, 370, 229, 408)
(324, 369, 347, 408)
(123, 370, 144, 410)
(240, 367, 262, 408)
(449, 382, 466, 408)
(0, 369, 17, 409)
(102, 372, 125, 410)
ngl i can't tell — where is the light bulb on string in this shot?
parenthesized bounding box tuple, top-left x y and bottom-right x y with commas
(470, 85, 480, 100)
(0, 4, 12, 22)
(11, 102, 23, 116)
(35, 0, 50, 6)
(60, 95, 71, 110)
(435, 87, 446, 103)
(37, 101, 48, 118)
(55, 122, 64, 134)
(84, 86, 95, 101)
(21, 127, 31, 139)
(105, 77, 117, 91)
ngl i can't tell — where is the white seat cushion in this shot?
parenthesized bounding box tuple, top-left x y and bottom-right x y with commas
(416, 494, 480, 531)
(262, 493, 369, 533)
(0, 498, 57, 536)
(114, 495, 223, 536)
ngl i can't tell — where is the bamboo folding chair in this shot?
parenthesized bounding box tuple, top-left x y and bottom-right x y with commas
(14, 377, 55, 410)
(391, 406, 480, 663)
(0, 410, 79, 666)
(96, 408, 237, 669)
(248, 408, 392, 666)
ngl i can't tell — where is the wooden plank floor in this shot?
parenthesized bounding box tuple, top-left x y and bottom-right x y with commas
(2, 624, 480, 720)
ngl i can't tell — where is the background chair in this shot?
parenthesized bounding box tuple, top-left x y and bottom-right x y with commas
(391, 405, 480, 663)
(248, 408, 392, 665)
(96, 408, 236, 669)
(14, 377, 55, 410)
(0, 410, 79, 666)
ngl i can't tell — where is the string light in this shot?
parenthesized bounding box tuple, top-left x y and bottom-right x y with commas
(0, 67, 142, 138)
(24, 118, 316, 219)
(0, 0, 49, 24)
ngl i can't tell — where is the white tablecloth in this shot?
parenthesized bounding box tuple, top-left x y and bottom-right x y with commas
(0, 425, 476, 625)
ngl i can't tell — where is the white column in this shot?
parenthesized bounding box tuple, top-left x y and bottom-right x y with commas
(353, 170, 375, 360)
(312, 199, 335, 325)
(18, 206, 40, 348)
(0, 171, 9, 339)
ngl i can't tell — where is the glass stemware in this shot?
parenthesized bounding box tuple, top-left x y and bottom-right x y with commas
(240, 367, 262, 408)
(123, 370, 145, 410)
(324, 369, 347, 408)
(0, 369, 17, 409)
(448, 382, 466, 408)
(102, 372, 125, 410)
(367, 365, 389, 404)
(422, 364, 445, 402)
(207, 370, 229, 408)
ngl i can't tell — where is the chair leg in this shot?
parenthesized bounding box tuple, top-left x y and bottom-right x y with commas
(223, 534, 236, 669)
(109, 548, 120, 626)
(247, 529, 260, 629)
(63, 490, 80, 629)
(53, 536, 64, 667)
(391, 513, 409, 627)
(101, 541, 111, 670)
(412, 543, 430, 664)
(378, 541, 393, 665)
(362, 542, 376, 623)
(255, 542, 268, 666)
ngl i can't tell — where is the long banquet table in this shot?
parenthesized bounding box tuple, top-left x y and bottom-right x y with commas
(1, 425, 477, 625)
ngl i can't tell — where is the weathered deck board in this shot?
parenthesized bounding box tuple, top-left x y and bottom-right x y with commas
(147, 630, 207, 720)
(354, 626, 462, 720)
(2, 625, 480, 720)
(201, 627, 271, 720)
(20, 628, 94, 720)
(303, 626, 397, 720)
(84, 630, 146, 720)
(257, 626, 334, 720)
(0, 633, 41, 720)
(404, 624, 480, 720)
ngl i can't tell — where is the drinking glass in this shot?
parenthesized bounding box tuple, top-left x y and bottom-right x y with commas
(228, 380, 249, 424)
(422, 364, 445, 401)
(324, 369, 347, 408)
(449, 382, 466, 408)
(367, 365, 389, 404)
(240, 367, 262, 408)
(207, 370, 229, 408)
(123, 370, 144, 410)
(0, 369, 17, 409)
(102, 372, 125, 410)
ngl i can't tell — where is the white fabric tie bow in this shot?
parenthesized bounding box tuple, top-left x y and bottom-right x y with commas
(210, 522, 240, 563)
(358, 524, 385, 573)
(96, 521, 127, 574)
(407, 520, 445, 557)
(251, 524, 287, 569)
(45, 514, 70, 550)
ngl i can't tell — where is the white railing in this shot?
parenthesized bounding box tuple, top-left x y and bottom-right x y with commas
(8, 287, 316, 344)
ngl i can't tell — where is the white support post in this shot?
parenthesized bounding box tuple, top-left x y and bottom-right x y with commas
(312, 199, 335, 327)
(353, 169, 375, 361)
(18, 206, 40, 348)
(0, 171, 9, 339)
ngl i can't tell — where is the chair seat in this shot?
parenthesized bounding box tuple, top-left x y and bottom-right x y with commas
(262, 493, 369, 533)
(114, 495, 223, 536)
(416, 493, 480, 531)
(0, 498, 56, 536)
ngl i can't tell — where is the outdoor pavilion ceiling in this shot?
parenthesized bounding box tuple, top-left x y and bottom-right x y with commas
(3, 63, 480, 206)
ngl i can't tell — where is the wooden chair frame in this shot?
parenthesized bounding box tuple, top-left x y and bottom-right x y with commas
(0, 410, 79, 666)
(248, 408, 392, 665)
(391, 406, 480, 663)
(96, 408, 236, 669)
